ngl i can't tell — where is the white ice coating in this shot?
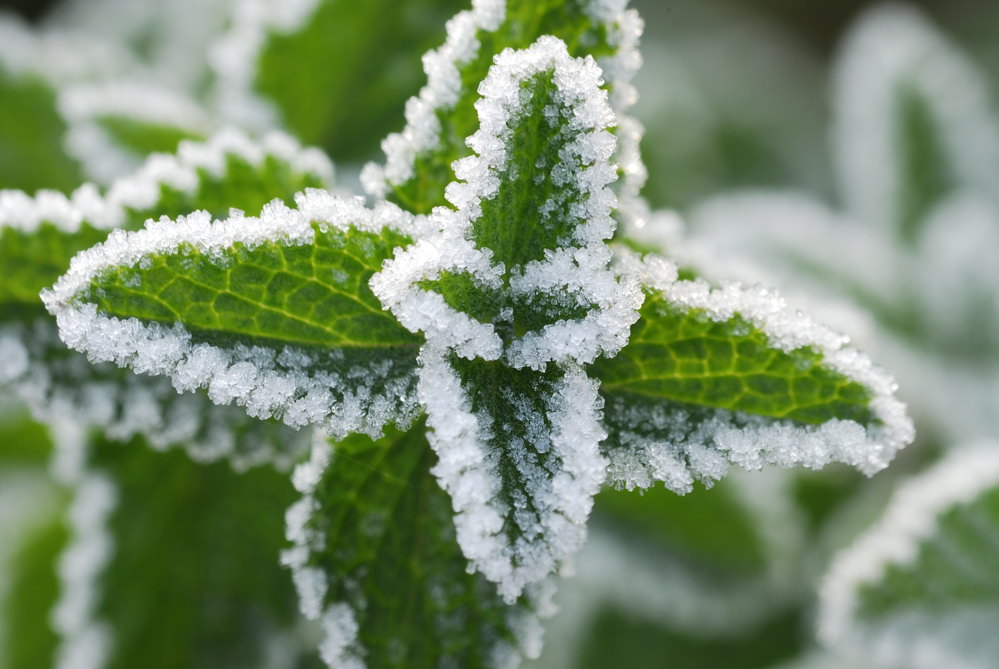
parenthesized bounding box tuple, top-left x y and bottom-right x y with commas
(360, 0, 645, 206)
(209, 0, 321, 132)
(43, 190, 422, 441)
(0, 319, 312, 471)
(58, 80, 214, 184)
(818, 443, 999, 669)
(833, 4, 999, 232)
(51, 423, 116, 669)
(604, 250, 913, 491)
(0, 127, 333, 235)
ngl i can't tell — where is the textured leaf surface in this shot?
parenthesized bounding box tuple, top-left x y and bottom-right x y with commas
(364, 0, 641, 214)
(68, 434, 320, 669)
(284, 425, 547, 669)
(594, 253, 912, 492)
(46, 192, 423, 439)
(819, 445, 999, 669)
(1, 130, 332, 308)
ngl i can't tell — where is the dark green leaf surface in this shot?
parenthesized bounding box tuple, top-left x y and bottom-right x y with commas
(255, 0, 462, 162)
(388, 0, 618, 213)
(297, 424, 532, 668)
(0, 67, 81, 193)
(593, 286, 877, 426)
(893, 84, 952, 244)
(88, 435, 320, 669)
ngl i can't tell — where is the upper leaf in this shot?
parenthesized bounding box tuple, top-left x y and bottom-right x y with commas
(361, 0, 644, 216)
(1, 128, 333, 308)
(594, 251, 913, 493)
(44, 190, 424, 440)
(212, 0, 464, 162)
(818, 444, 999, 669)
(284, 424, 551, 669)
(371, 37, 641, 601)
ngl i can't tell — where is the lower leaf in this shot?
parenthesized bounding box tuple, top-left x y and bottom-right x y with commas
(283, 423, 553, 669)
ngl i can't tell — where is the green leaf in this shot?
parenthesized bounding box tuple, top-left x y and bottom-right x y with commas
(44, 191, 423, 439)
(283, 422, 547, 669)
(236, 0, 464, 162)
(0, 66, 81, 192)
(1, 129, 333, 309)
(593, 252, 913, 492)
(362, 0, 642, 214)
(59, 433, 321, 669)
(819, 445, 999, 669)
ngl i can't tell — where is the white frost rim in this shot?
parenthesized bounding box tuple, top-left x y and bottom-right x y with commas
(818, 443, 999, 652)
(360, 0, 644, 202)
(0, 128, 333, 234)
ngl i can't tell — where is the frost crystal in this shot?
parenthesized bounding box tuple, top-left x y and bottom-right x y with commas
(361, 0, 646, 213)
(372, 37, 641, 601)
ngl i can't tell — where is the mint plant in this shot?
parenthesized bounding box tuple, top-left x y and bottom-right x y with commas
(0, 1, 923, 667)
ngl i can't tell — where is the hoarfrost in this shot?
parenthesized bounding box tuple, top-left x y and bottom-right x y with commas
(0, 128, 333, 235)
(43, 191, 421, 441)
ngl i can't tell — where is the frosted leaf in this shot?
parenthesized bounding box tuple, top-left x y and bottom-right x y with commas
(283, 427, 553, 668)
(44, 191, 424, 441)
(371, 38, 641, 600)
(361, 0, 645, 221)
(819, 443, 999, 669)
(596, 250, 913, 492)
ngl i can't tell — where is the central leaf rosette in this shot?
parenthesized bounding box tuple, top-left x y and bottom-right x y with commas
(371, 37, 642, 601)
